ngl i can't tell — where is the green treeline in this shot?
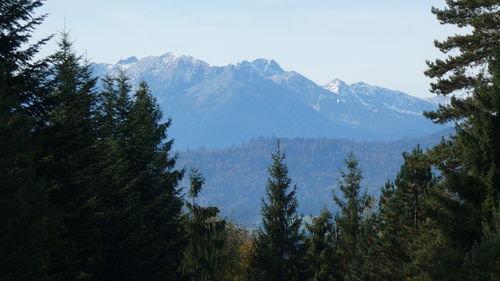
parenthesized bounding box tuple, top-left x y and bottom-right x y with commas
(1, 1, 499, 281)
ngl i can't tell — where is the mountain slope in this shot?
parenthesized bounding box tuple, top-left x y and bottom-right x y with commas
(92, 53, 443, 149)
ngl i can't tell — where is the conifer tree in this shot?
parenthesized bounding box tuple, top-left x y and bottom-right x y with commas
(93, 71, 133, 207)
(114, 70, 134, 140)
(38, 32, 100, 280)
(456, 52, 500, 220)
(97, 75, 119, 137)
(347, 213, 379, 281)
(394, 145, 434, 229)
(429, 51, 500, 281)
(461, 205, 500, 280)
(182, 168, 226, 281)
(251, 142, 305, 281)
(373, 147, 435, 281)
(332, 152, 372, 281)
(96, 70, 132, 141)
(424, 1, 500, 226)
(88, 73, 186, 281)
(421, 1, 500, 278)
(113, 81, 185, 281)
(372, 181, 409, 281)
(305, 208, 340, 281)
(425, 0, 499, 98)
(91, 72, 136, 281)
(0, 1, 51, 279)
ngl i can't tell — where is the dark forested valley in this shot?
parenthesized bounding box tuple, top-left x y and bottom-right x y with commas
(2, 1, 500, 281)
(176, 131, 451, 225)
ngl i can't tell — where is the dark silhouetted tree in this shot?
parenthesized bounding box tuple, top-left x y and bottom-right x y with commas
(0, 1, 51, 280)
(182, 168, 226, 281)
(251, 142, 305, 281)
(332, 152, 372, 281)
(305, 208, 340, 281)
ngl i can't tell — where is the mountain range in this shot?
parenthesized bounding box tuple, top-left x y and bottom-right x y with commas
(92, 53, 446, 149)
(90, 53, 454, 225)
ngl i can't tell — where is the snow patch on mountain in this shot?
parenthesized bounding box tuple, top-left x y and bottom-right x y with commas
(324, 79, 349, 94)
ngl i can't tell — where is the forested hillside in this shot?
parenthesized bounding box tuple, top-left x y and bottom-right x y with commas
(1, 1, 499, 281)
(177, 130, 450, 224)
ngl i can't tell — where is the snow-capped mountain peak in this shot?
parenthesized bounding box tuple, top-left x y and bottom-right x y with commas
(324, 79, 349, 94)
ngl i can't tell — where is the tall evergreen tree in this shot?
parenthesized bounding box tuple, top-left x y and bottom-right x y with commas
(435, 51, 500, 281)
(421, 1, 500, 278)
(371, 181, 408, 281)
(332, 152, 372, 281)
(407, 1, 500, 278)
(0, 1, 51, 280)
(91, 72, 136, 281)
(88, 73, 186, 281)
(347, 212, 379, 281)
(305, 208, 340, 281)
(95, 80, 185, 281)
(38, 32, 100, 280)
(181, 168, 226, 281)
(251, 142, 305, 281)
(371, 147, 435, 281)
(424, 1, 500, 225)
(456, 52, 500, 221)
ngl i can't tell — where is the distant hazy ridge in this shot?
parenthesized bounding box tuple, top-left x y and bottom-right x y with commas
(176, 130, 450, 225)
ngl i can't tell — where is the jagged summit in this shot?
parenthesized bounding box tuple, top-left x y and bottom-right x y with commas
(117, 56, 138, 65)
(112, 54, 286, 74)
(235, 58, 285, 77)
(160, 52, 178, 59)
(350, 81, 376, 90)
(250, 58, 283, 74)
(324, 79, 349, 94)
(115, 52, 206, 67)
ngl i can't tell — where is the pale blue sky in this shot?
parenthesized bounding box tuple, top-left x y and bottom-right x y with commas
(34, 0, 459, 98)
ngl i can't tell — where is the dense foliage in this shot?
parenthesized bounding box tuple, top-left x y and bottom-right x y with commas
(1, 0, 499, 281)
(0, 0, 50, 279)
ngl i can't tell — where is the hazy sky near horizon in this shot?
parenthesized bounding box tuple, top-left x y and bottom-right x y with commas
(34, 0, 460, 98)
